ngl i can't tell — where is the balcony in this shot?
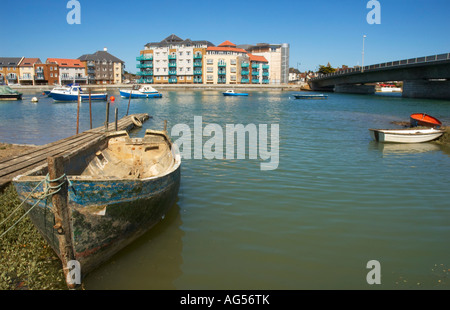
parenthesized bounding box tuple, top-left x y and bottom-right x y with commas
(136, 55, 153, 61)
(168, 54, 177, 60)
(194, 70, 202, 75)
(87, 68, 95, 74)
(20, 75, 33, 80)
(241, 62, 249, 68)
(252, 79, 260, 84)
(262, 72, 269, 76)
(35, 68, 44, 74)
(262, 64, 269, 69)
(169, 78, 177, 83)
(87, 61, 95, 67)
(168, 63, 177, 68)
(262, 79, 270, 84)
(241, 70, 249, 75)
(137, 70, 153, 76)
(218, 62, 226, 67)
(193, 61, 202, 67)
(194, 78, 202, 83)
(252, 63, 259, 68)
(218, 71, 226, 76)
(194, 54, 203, 59)
(241, 78, 249, 83)
(217, 78, 226, 84)
(251, 70, 259, 76)
(137, 63, 153, 69)
(34, 75, 45, 80)
(168, 70, 177, 75)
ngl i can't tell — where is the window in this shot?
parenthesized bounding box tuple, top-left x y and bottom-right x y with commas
(231, 59, 236, 65)
(163, 76, 168, 80)
(207, 67, 213, 72)
(207, 75, 213, 80)
(187, 76, 191, 80)
(50, 73, 53, 77)
(207, 59, 213, 64)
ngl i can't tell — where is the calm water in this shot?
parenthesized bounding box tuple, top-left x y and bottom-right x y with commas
(1, 90, 450, 289)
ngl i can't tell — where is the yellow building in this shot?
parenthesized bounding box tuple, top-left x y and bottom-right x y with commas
(19, 58, 42, 85)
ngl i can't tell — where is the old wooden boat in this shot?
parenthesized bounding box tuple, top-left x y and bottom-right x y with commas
(0, 85, 22, 100)
(369, 128, 445, 143)
(13, 129, 181, 278)
(410, 113, 442, 128)
(293, 93, 328, 100)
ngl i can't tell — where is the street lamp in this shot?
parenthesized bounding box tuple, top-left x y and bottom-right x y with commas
(362, 35, 367, 73)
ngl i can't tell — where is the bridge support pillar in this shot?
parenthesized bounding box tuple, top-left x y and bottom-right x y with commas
(334, 84, 375, 95)
(403, 80, 450, 100)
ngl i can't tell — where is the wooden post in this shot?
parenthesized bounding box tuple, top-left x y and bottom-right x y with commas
(89, 89, 92, 129)
(105, 100, 110, 132)
(164, 120, 167, 132)
(115, 108, 118, 131)
(47, 156, 79, 290)
(76, 89, 80, 134)
(126, 90, 132, 116)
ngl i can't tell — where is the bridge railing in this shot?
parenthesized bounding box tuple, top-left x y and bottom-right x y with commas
(311, 52, 450, 81)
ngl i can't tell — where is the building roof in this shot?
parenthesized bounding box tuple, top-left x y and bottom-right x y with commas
(47, 58, 85, 68)
(145, 34, 215, 48)
(0, 57, 23, 67)
(218, 40, 236, 47)
(248, 54, 268, 63)
(78, 50, 124, 63)
(19, 58, 42, 67)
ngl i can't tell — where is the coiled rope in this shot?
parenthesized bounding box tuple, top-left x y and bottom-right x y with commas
(0, 174, 69, 238)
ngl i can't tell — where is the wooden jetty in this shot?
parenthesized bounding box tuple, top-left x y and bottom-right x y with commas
(0, 113, 150, 190)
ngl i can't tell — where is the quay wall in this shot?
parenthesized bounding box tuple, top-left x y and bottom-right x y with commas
(9, 84, 304, 92)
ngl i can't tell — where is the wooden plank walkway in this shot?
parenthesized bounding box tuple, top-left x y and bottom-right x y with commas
(0, 113, 150, 190)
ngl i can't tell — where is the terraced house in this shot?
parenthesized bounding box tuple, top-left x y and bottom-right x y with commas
(0, 57, 23, 85)
(18, 58, 42, 85)
(137, 34, 214, 84)
(47, 58, 87, 85)
(79, 48, 125, 84)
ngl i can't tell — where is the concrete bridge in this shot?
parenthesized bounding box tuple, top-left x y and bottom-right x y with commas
(309, 53, 450, 99)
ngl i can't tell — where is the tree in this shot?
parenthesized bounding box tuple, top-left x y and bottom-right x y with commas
(318, 62, 336, 74)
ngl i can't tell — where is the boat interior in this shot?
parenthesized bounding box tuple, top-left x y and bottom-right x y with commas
(76, 131, 176, 179)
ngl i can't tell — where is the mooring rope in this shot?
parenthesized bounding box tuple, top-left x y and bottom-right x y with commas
(0, 174, 68, 239)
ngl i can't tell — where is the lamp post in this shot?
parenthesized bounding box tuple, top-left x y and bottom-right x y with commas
(362, 35, 367, 73)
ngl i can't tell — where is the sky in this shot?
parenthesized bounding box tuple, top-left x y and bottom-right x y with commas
(1, 0, 449, 73)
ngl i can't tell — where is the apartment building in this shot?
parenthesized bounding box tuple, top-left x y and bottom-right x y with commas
(137, 34, 214, 84)
(79, 48, 125, 84)
(238, 43, 289, 84)
(18, 58, 42, 85)
(46, 58, 87, 85)
(0, 57, 23, 85)
(33, 63, 60, 85)
(203, 40, 269, 85)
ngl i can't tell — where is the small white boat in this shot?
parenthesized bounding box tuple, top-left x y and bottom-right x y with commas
(379, 84, 402, 92)
(119, 85, 162, 99)
(293, 93, 328, 100)
(223, 90, 248, 96)
(369, 128, 445, 143)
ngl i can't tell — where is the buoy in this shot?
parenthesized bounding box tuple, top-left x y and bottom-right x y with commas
(110, 96, 115, 102)
(31, 97, 39, 102)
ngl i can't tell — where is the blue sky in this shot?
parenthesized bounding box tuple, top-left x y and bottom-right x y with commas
(1, 0, 449, 73)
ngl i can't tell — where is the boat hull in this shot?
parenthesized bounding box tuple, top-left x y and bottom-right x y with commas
(369, 128, 445, 143)
(51, 92, 107, 102)
(119, 90, 162, 99)
(410, 113, 442, 128)
(293, 94, 327, 100)
(223, 93, 248, 96)
(0, 94, 22, 100)
(13, 131, 181, 277)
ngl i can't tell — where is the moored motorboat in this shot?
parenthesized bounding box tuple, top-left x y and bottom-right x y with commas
(12, 129, 181, 279)
(0, 85, 22, 100)
(293, 93, 328, 100)
(223, 90, 248, 96)
(369, 127, 445, 143)
(410, 113, 442, 128)
(50, 84, 107, 102)
(119, 85, 162, 99)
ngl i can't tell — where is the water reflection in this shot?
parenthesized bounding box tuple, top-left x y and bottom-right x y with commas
(83, 203, 184, 290)
(369, 141, 442, 156)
